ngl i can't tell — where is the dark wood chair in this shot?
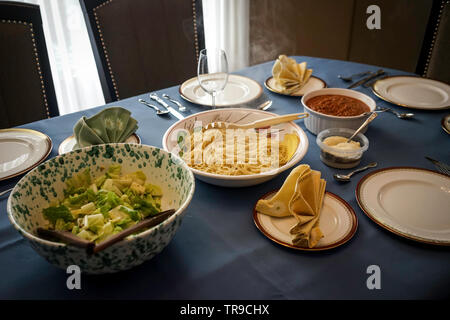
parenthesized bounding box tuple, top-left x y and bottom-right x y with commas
(80, 0, 205, 102)
(0, 1, 59, 129)
(416, 0, 450, 83)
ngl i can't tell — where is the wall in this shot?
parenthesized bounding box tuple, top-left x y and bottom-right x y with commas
(249, 0, 433, 72)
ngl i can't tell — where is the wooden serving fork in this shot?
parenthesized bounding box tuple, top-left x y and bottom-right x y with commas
(205, 112, 308, 130)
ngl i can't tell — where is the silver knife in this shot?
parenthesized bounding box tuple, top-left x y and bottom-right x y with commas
(149, 93, 184, 120)
(363, 74, 388, 88)
(347, 69, 385, 89)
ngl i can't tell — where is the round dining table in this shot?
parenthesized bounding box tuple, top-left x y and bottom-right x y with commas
(0, 56, 449, 300)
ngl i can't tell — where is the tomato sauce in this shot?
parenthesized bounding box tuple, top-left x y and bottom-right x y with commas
(306, 94, 370, 116)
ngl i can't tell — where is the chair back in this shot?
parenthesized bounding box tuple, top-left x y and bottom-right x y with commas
(80, 0, 205, 102)
(0, 1, 58, 129)
(416, 0, 450, 83)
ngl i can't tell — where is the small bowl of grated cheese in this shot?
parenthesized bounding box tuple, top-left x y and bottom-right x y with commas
(316, 128, 369, 169)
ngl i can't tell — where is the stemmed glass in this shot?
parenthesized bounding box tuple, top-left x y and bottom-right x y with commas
(197, 48, 228, 109)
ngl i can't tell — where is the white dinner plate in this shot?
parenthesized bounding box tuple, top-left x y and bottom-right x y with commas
(0, 128, 52, 181)
(253, 190, 357, 251)
(179, 74, 263, 107)
(58, 133, 141, 155)
(371, 76, 450, 110)
(264, 76, 327, 97)
(356, 167, 450, 245)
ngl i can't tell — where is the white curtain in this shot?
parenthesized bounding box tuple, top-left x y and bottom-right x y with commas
(202, 0, 250, 72)
(13, 0, 105, 115)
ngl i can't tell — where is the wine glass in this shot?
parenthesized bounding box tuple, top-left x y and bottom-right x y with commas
(197, 48, 228, 109)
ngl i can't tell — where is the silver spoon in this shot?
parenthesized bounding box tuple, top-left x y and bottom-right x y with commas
(334, 162, 378, 182)
(162, 94, 187, 112)
(362, 108, 389, 117)
(138, 99, 169, 115)
(379, 107, 414, 119)
(338, 71, 372, 82)
(0, 188, 12, 197)
(346, 112, 378, 143)
(257, 100, 273, 111)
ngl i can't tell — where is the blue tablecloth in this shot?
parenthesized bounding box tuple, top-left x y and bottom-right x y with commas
(1, 56, 449, 299)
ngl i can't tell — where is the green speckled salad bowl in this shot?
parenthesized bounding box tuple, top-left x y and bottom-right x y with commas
(7, 143, 195, 274)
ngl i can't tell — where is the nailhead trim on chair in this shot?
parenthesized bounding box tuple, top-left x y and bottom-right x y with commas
(1, 19, 50, 118)
(422, 0, 449, 76)
(93, 0, 120, 100)
(192, 0, 200, 62)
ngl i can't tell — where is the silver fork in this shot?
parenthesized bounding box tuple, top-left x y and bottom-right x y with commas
(162, 94, 187, 112)
(138, 98, 169, 115)
(425, 157, 450, 176)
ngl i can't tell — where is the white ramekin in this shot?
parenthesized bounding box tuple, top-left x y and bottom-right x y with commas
(301, 88, 376, 135)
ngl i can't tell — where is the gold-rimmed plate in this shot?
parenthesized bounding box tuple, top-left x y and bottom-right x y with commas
(253, 190, 357, 251)
(264, 76, 327, 97)
(179, 74, 263, 107)
(356, 167, 450, 246)
(442, 114, 450, 134)
(58, 133, 141, 155)
(371, 75, 450, 110)
(0, 128, 52, 181)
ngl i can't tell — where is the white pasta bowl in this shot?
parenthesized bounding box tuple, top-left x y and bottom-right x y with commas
(301, 88, 376, 135)
(162, 108, 309, 187)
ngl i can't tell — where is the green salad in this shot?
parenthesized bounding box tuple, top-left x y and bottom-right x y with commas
(42, 165, 162, 243)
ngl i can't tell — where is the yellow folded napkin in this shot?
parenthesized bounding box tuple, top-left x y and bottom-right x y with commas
(289, 169, 326, 248)
(255, 164, 326, 248)
(272, 55, 313, 94)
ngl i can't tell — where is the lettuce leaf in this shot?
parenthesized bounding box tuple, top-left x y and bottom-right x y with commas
(55, 218, 74, 231)
(43, 205, 74, 225)
(106, 164, 121, 179)
(77, 229, 99, 242)
(119, 205, 141, 221)
(96, 190, 122, 215)
(63, 189, 96, 209)
(65, 169, 92, 196)
(145, 183, 163, 196)
(83, 213, 104, 234)
(133, 197, 160, 217)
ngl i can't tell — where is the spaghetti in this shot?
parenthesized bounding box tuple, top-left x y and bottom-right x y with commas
(183, 128, 299, 176)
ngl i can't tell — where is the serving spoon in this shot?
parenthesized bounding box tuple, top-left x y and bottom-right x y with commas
(334, 162, 378, 182)
(205, 112, 308, 130)
(346, 112, 378, 143)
